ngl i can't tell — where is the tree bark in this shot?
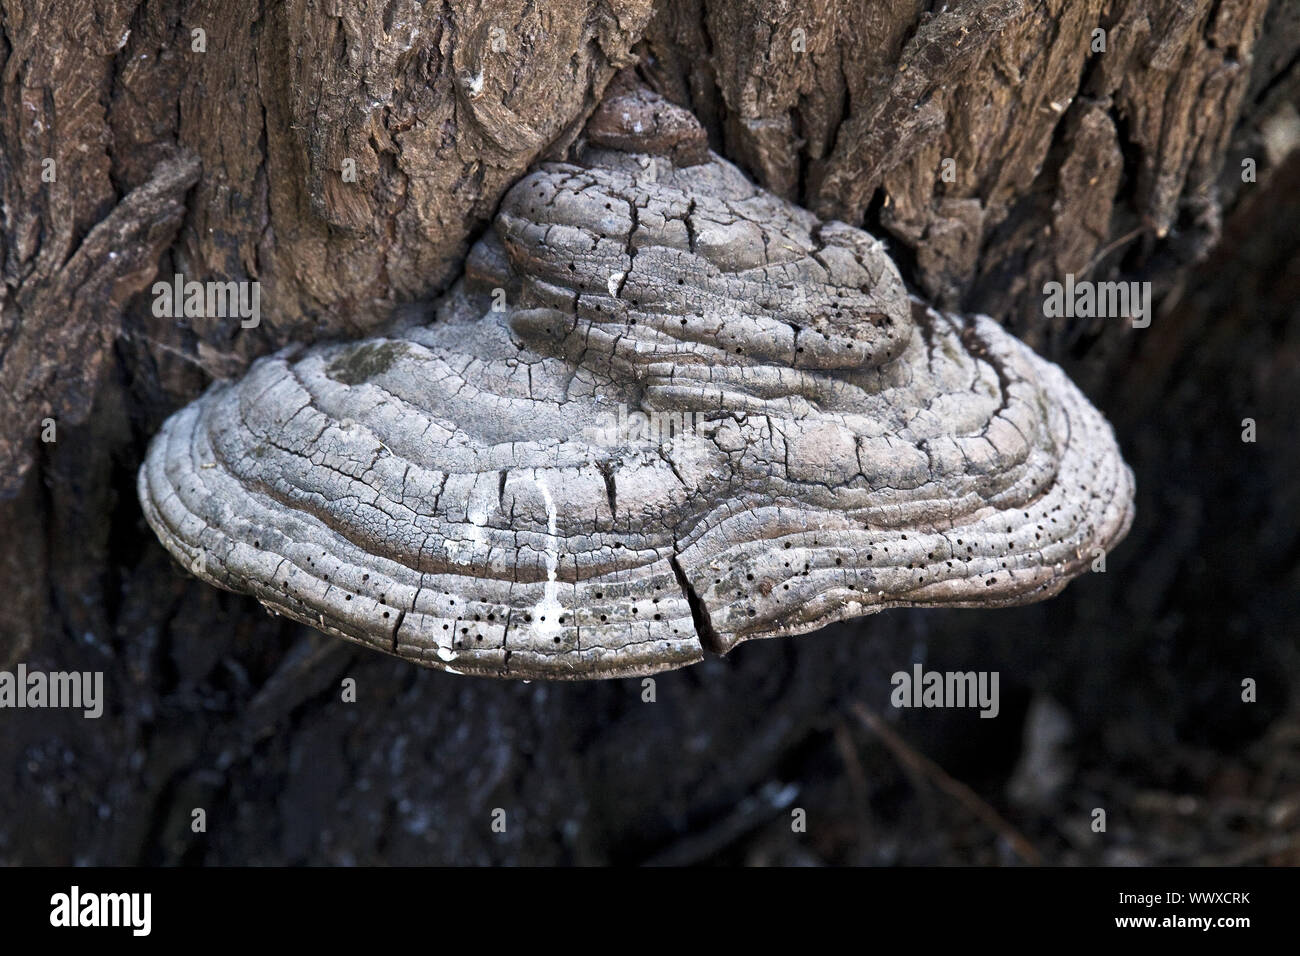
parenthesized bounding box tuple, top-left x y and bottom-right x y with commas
(1, 0, 1297, 864)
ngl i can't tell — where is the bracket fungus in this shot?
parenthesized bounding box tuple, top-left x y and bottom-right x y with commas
(139, 81, 1135, 680)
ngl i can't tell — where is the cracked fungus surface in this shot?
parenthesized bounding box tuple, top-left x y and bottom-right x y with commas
(139, 129, 1135, 680)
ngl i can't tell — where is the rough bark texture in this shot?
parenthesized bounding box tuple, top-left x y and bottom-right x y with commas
(1, 0, 1297, 863)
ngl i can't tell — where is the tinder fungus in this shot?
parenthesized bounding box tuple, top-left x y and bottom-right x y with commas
(139, 81, 1135, 679)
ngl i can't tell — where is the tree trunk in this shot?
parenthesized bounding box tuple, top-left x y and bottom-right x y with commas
(1, 0, 1297, 864)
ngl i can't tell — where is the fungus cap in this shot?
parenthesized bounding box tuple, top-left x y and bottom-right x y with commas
(138, 85, 1135, 679)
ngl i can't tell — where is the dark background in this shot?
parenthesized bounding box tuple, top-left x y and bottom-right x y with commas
(1, 0, 1297, 864)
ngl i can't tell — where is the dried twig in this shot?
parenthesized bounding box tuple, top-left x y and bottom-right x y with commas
(850, 701, 1043, 865)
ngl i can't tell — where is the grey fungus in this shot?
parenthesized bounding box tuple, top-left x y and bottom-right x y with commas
(138, 83, 1135, 680)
